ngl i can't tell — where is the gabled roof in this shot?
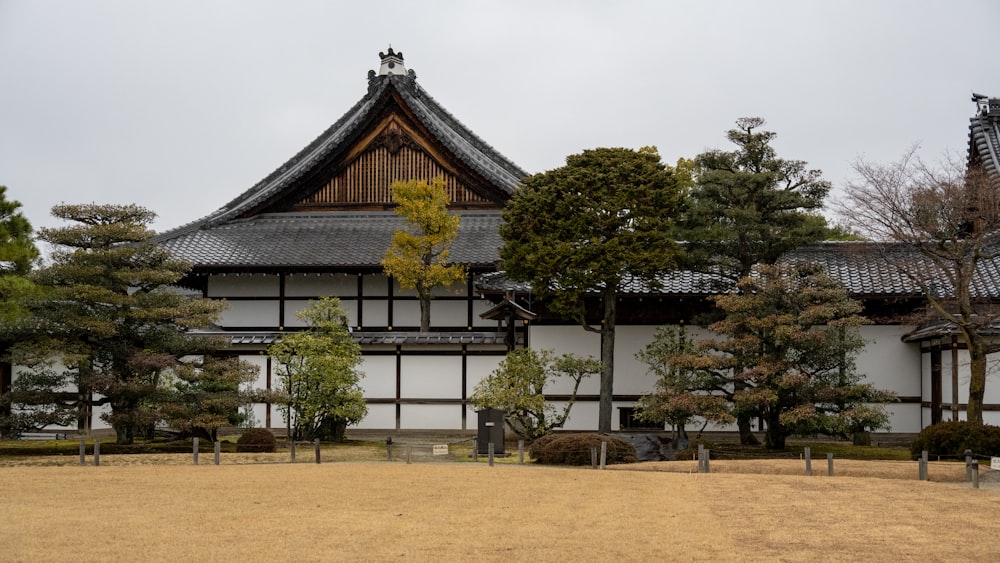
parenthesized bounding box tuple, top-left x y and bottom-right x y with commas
(156, 50, 527, 244)
(969, 94, 1000, 179)
(159, 210, 503, 270)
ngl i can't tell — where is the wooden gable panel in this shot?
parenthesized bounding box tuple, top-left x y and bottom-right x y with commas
(293, 115, 496, 210)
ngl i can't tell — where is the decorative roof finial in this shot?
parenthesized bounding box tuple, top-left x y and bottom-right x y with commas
(377, 46, 407, 76)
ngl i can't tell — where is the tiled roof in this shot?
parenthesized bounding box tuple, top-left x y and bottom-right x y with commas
(477, 241, 1000, 300)
(159, 210, 503, 269)
(201, 329, 512, 347)
(970, 94, 1000, 179)
(156, 71, 527, 242)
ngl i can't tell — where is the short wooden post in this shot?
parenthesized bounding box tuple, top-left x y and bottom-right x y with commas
(972, 460, 980, 489)
(827, 453, 834, 477)
(919, 450, 929, 481)
(386, 442, 393, 462)
(518, 440, 524, 464)
(193, 437, 199, 465)
(704, 449, 710, 473)
(591, 447, 597, 469)
(472, 439, 477, 462)
(697, 445, 705, 473)
(314, 439, 321, 464)
(93, 440, 100, 467)
(599, 441, 607, 470)
(804, 446, 812, 476)
(406, 444, 412, 464)
(79, 439, 86, 466)
(290, 439, 296, 463)
(488, 442, 495, 467)
(214, 441, 221, 465)
(965, 449, 973, 481)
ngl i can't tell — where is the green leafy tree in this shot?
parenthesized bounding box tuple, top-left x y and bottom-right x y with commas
(469, 348, 600, 441)
(500, 147, 684, 432)
(160, 356, 259, 441)
(268, 297, 367, 442)
(16, 203, 226, 444)
(679, 118, 832, 444)
(641, 264, 894, 449)
(0, 186, 40, 437)
(840, 151, 1000, 424)
(382, 178, 466, 332)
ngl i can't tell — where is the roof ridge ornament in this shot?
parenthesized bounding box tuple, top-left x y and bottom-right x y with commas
(377, 46, 408, 76)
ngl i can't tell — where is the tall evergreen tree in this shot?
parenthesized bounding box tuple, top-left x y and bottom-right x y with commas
(16, 204, 226, 444)
(680, 118, 832, 444)
(500, 147, 684, 433)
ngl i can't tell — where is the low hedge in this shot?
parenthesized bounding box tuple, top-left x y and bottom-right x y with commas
(529, 433, 637, 465)
(236, 428, 277, 453)
(911, 421, 1000, 458)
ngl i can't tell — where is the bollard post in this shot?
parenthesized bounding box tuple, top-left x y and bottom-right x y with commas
(804, 446, 812, 476)
(386, 439, 393, 462)
(488, 442, 495, 467)
(972, 460, 980, 489)
(79, 439, 86, 466)
(704, 449, 710, 473)
(965, 449, 973, 481)
(193, 437, 199, 465)
(827, 453, 834, 477)
(472, 439, 478, 462)
(214, 441, 221, 465)
(599, 441, 607, 470)
(697, 445, 705, 473)
(518, 440, 524, 464)
(94, 440, 100, 467)
(290, 439, 296, 463)
(315, 439, 321, 464)
(920, 450, 929, 481)
(406, 444, 412, 464)
(591, 447, 597, 469)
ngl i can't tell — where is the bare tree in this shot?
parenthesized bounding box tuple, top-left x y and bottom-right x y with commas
(838, 148, 1000, 424)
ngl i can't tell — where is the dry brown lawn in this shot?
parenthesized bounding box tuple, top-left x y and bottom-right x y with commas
(2, 460, 999, 562)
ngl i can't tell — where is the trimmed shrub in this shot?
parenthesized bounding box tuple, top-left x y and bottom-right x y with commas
(529, 433, 637, 465)
(911, 421, 1000, 458)
(236, 428, 277, 453)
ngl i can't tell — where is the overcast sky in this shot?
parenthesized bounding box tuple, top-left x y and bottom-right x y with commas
(2, 0, 999, 240)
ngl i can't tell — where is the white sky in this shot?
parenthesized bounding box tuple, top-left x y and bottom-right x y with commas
(2, 0, 999, 237)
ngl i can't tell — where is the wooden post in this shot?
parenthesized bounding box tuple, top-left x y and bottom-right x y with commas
(965, 449, 973, 481)
(214, 441, 221, 465)
(827, 453, 834, 477)
(290, 439, 296, 463)
(79, 439, 86, 466)
(697, 445, 705, 473)
(93, 440, 100, 467)
(386, 442, 393, 462)
(804, 447, 812, 476)
(972, 460, 980, 489)
(406, 444, 412, 464)
(599, 441, 607, 470)
(314, 439, 321, 464)
(518, 440, 524, 464)
(591, 447, 597, 469)
(488, 442, 495, 467)
(704, 449, 710, 473)
(472, 439, 477, 462)
(920, 450, 929, 481)
(193, 437, 199, 465)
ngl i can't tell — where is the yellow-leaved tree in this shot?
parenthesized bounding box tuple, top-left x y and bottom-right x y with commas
(382, 178, 466, 332)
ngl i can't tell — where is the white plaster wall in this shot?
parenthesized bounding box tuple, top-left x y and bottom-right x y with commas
(466, 355, 504, 396)
(284, 273, 357, 297)
(471, 299, 497, 327)
(400, 404, 463, 429)
(550, 401, 599, 431)
(359, 355, 397, 398)
(216, 301, 280, 328)
(612, 325, 658, 396)
(392, 301, 421, 327)
(399, 356, 462, 399)
(355, 404, 396, 429)
(364, 275, 389, 296)
(857, 325, 920, 396)
(431, 281, 467, 297)
(207, 274, 279, 297)
(530, 325, 601, 395)
(361, 300, 389, 328)
(430, 300, 469, 327)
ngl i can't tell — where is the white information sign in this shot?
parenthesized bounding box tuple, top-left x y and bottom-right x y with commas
(992, 457, 1000, 471)
(433, 444, 449, 456)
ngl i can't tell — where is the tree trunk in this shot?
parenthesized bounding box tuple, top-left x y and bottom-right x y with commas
(966, 332, 987, 424)
(764, 410, 784, 450)
(418, 289, 431, 332)
(598, 289, 616, 434)
(737, 414, 759, 446)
